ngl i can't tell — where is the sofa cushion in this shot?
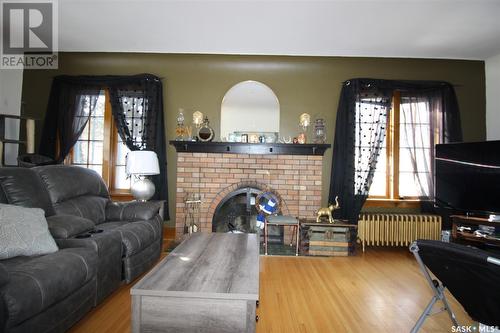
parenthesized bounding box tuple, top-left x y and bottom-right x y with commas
(34, 165, 109, 204)
(1, 247, 97, 328)
(0, 204, 58, 260)
(46, 215, 96, 239)
(53, 196, 108, 224)
(0, 168, 55, 216)
(97, 221, 131, 232)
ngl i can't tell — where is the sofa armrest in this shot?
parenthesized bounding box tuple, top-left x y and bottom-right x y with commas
(105, 201, 161, 222)
(46, 214, 96, 239)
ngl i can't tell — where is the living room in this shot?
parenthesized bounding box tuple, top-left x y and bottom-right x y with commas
(1, 1, 500, 333)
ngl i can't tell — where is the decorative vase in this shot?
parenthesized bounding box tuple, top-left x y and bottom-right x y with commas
(313, 118, 326, 144)
(298, 132, 306, 144)
(175, 108, 186, 140)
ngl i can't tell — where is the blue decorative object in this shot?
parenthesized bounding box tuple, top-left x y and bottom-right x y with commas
(256, 213, 266, 230)
(260, 197, 278, 214)
(255, 191, 281, 230)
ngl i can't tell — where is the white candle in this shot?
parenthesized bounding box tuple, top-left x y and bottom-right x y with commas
(26, 118, 35, 154)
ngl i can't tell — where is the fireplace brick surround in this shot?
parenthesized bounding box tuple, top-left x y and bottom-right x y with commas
(174, 151, 325, 239)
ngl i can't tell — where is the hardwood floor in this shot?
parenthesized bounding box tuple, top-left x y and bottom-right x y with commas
(256, 249, 472, 333)
(69, 242, 472, 333)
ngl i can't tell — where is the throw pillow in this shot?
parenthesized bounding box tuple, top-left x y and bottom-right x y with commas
(0, 203, 58, 259)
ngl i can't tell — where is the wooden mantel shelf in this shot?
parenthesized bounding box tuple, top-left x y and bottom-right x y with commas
(169, 141, 331, 156)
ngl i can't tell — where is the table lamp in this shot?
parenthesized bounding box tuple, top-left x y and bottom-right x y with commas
(126, 150, 160, 201)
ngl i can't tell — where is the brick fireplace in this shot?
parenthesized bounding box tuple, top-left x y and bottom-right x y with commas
(171, 142, 330, 240)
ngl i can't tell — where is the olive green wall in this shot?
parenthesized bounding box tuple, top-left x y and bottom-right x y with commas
(22, 53, 486, 221)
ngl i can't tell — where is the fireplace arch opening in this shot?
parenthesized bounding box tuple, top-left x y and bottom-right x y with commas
(212, 186, 285, 243)
(212, 187, 260, 233)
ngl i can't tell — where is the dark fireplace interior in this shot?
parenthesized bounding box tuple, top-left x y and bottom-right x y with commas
(212, 187, 284, 243)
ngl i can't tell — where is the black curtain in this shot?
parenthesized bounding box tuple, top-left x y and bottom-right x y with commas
(329, 78, 462, 224)
(39, 74, 169, 220)
(108, 77, 168, 219)
(329, 79, 392, 224)
(40, 79, 101, 161)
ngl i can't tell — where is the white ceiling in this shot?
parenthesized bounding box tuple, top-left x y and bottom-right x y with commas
(59, 0, 500, 60)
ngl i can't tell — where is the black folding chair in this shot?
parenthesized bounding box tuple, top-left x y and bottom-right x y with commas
(410, 239, 500, 333)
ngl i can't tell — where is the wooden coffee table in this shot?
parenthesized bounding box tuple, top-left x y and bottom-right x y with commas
(131, 233, 259, 333)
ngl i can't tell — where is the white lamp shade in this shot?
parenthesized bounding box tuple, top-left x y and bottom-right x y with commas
(126, 151, 160, 175)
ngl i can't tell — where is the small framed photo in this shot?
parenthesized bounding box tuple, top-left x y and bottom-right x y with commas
(233, 131, 278, 143)
(248, 134, 259, 143)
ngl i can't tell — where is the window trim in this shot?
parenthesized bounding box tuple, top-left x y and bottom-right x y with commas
(364, 198, 421, 209)
(101, 90, 112, 187)
(109, 114, 133, 198)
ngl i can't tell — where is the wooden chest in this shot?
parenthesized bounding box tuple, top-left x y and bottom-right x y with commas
(300, 221, 357, 256)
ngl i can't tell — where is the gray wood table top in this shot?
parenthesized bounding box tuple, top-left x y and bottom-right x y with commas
(131, 233, 259, 301)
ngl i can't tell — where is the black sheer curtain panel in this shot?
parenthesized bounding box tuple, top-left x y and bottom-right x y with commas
(39, 74, 169, 219)
(108, 77, 168, 219)
(329, 78, 462, 224)
(329, 79, 392, 224)
(39, 79, 101, 161)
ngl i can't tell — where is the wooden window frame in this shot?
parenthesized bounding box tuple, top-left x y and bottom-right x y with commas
(108, 115, 133, 200)
(68, 90, 133, 201)
(366, 91, 421, 208)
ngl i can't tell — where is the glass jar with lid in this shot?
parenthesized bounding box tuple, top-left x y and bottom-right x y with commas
(313, 118, 326, 144)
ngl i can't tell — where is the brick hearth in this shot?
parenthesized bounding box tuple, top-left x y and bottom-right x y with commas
(175, 152, 324, 239)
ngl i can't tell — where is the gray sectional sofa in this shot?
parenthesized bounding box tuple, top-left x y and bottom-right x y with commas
(0, 165, 163, 333)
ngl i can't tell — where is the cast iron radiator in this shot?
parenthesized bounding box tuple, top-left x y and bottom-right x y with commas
(358, 214, 442, 252)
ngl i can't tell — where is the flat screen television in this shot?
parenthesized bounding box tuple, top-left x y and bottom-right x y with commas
(435, 140, 500, 217)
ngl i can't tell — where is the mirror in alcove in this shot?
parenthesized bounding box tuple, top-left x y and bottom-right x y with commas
(220, 80, 280, 142)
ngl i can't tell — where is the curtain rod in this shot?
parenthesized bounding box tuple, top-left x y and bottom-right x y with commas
(341, 80, 462, 88)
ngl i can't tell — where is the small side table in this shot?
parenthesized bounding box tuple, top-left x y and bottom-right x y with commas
(265, 216, 300, 256)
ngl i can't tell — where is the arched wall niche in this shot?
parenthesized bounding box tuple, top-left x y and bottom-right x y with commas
(220, 80, 280, 139)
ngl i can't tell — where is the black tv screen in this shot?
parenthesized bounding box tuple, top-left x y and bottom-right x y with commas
(435, 140, 500, 216)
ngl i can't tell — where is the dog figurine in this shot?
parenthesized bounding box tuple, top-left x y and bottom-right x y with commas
(316, 196, 340, 223)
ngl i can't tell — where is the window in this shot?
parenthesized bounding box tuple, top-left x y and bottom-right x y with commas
(72, 94, 105, 175)
(360, 91, 434, 205)
(70, 90, 132, 196)
(398, 94, 432, 198)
